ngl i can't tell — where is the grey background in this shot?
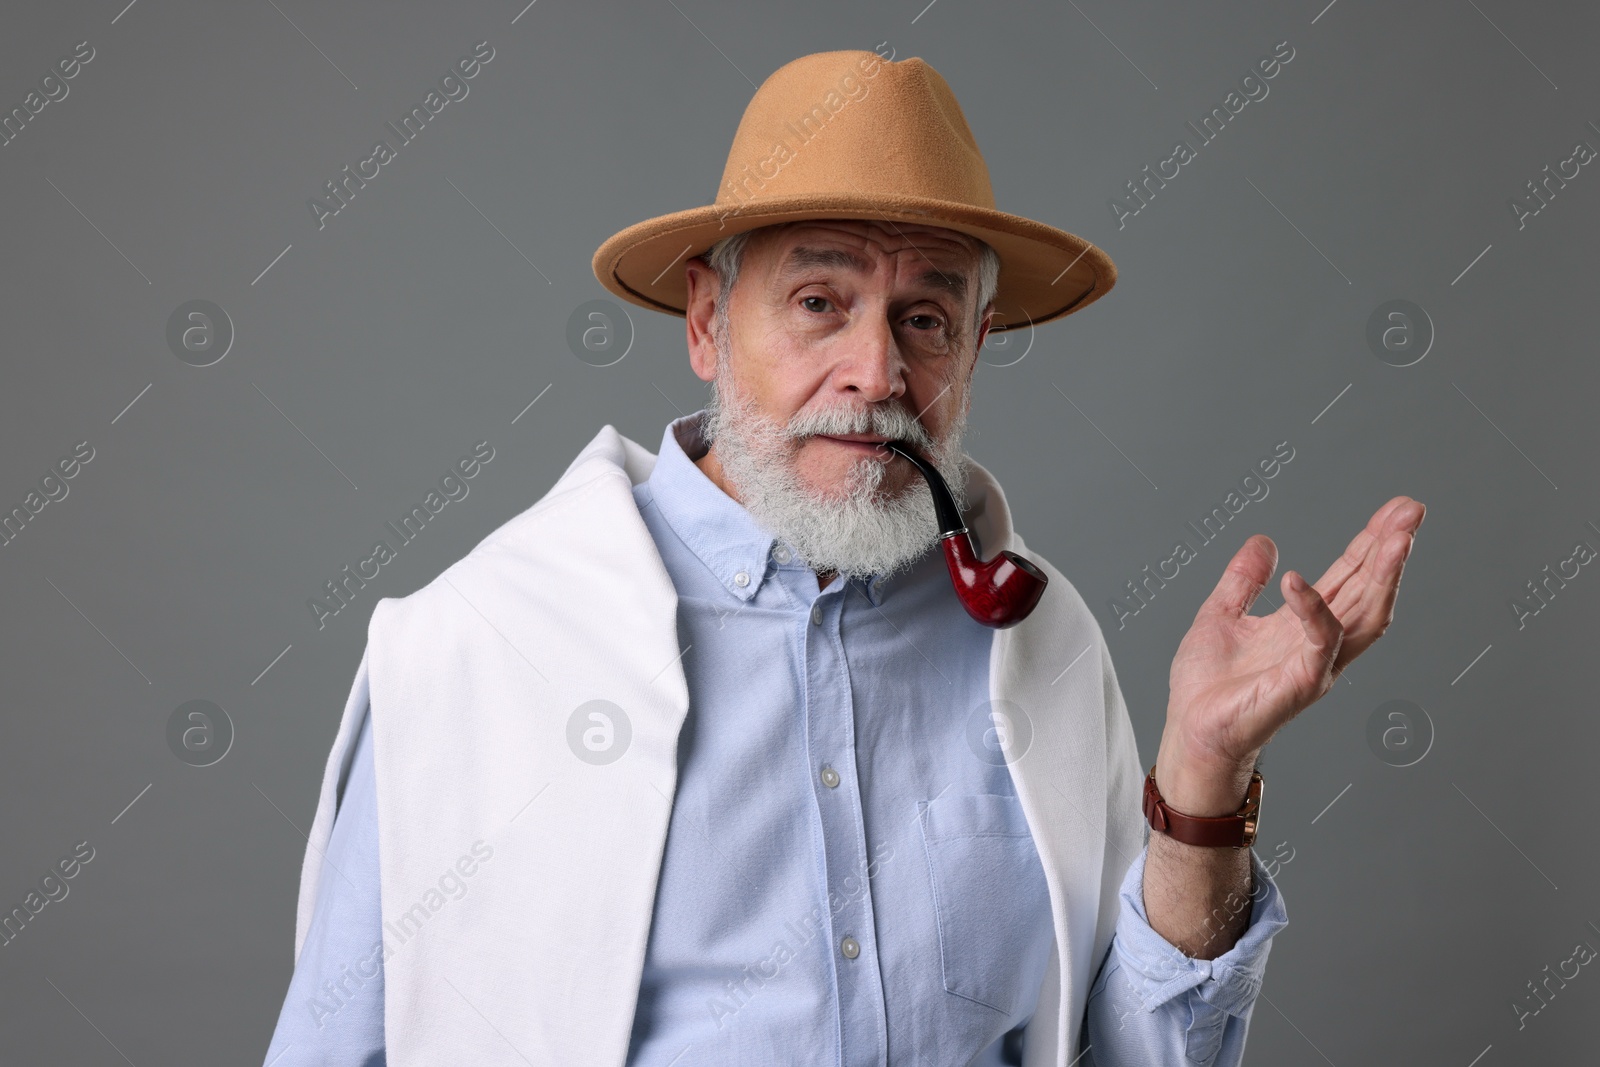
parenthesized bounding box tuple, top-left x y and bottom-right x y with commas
(1, 0, 1595, 1063)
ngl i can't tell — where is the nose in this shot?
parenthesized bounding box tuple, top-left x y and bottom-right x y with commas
(836, 314, 906, 404)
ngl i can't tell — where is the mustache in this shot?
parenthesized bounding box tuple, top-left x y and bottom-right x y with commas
(781, 396, 946, 452)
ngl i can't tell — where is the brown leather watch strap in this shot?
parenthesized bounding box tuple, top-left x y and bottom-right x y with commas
(1142, 765, 1263, 848)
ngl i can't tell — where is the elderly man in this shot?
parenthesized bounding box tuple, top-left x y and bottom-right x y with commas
(265, 51, 1423, 1066)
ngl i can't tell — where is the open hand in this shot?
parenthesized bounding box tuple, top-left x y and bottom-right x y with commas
(1154, 495, 1427, 811)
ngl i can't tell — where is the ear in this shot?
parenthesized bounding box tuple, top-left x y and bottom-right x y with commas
(685, 256, 720, 383)
(973, 302, 994, 355)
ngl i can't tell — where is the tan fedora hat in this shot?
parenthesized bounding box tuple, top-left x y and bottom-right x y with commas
(591, 49, 1116, 331)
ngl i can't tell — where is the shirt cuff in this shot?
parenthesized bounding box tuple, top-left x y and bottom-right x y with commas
(1108, 841, 1290, 1019)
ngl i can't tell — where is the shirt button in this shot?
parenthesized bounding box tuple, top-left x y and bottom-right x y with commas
(733, 571, 750, 587)
(820, 765, 840, 788)
(773, 544, 791, 564)
(810, 603, 823, 626)
(840, 936, 860, 960)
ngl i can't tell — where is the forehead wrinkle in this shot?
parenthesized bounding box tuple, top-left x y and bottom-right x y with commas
(775, 245, 871, 278)
(845, 216, 969, 300)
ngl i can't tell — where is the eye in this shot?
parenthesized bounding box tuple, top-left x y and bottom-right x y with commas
(800, 295, 832, 313)
(905, 313, 945, 331)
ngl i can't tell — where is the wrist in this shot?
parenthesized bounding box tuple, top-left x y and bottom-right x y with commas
(1153, 731, 1259, 817)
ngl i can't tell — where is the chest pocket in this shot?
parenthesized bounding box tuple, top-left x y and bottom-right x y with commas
(917, 792, 1054, 1019)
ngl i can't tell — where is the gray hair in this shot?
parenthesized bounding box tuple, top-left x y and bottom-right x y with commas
(703, 224, 1000, 347)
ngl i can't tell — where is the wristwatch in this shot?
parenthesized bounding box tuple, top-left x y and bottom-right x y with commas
(1143, 765, 1263, 848)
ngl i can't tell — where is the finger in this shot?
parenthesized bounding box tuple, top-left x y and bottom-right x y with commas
(1199, 534, 1278, 619)
(1332, 526, 1416, 666)
(1313, 496, 1425, 603)
(1283, 569, 1343, 683)
(1324, 499, 1425, 622)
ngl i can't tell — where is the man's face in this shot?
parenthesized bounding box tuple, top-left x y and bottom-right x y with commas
(687, 219, 991, 501)
(683, 219, 994, 579)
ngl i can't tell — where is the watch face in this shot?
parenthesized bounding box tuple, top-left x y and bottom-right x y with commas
(1240, 772, 1264, 847)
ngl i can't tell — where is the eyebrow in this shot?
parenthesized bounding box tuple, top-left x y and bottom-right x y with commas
(777, 245, 969, 305)
(916, 266, 968, 304)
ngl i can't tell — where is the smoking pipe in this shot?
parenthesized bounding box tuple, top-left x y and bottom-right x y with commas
(882, 439, 1048, 629)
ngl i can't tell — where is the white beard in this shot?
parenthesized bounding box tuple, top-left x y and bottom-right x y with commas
(701, 335, 972, 583)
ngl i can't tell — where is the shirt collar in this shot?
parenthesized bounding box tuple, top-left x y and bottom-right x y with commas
(644, 410, 889, 605)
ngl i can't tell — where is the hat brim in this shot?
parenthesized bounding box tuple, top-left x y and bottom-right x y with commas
(591, 192, 1116, 332)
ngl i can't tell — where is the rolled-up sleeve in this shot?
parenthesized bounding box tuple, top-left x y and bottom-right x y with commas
(1083, 843, 1289, 1066)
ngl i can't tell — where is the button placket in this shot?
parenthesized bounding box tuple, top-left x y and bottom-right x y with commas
(802, 588, 889, 1065)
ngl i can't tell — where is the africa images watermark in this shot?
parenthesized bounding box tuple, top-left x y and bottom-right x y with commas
(1511, 924, 1600, 1031)
(309, 41, 497, 231)
(308, 440, 496, 631)
(705, 841, 895, 1030)
(0, 440, 95, 549)
(304, 839, 495, 1030)
(1508, 131, 1595, 230)
(713, 40, 897, 232)
(1, 840, 96, 950)
(0, 39, 96, 150)
(1109, 839, 1296, 1030)
(1107, 441, 1297, 630)
(1109, 40, 1297, 230)
(1509, 521, 1597, 631)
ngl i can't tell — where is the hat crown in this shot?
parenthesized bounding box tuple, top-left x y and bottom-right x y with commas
(715, 50, 997, 212)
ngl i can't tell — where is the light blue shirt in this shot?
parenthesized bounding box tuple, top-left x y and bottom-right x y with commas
(264, 410, 1288, 1066)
